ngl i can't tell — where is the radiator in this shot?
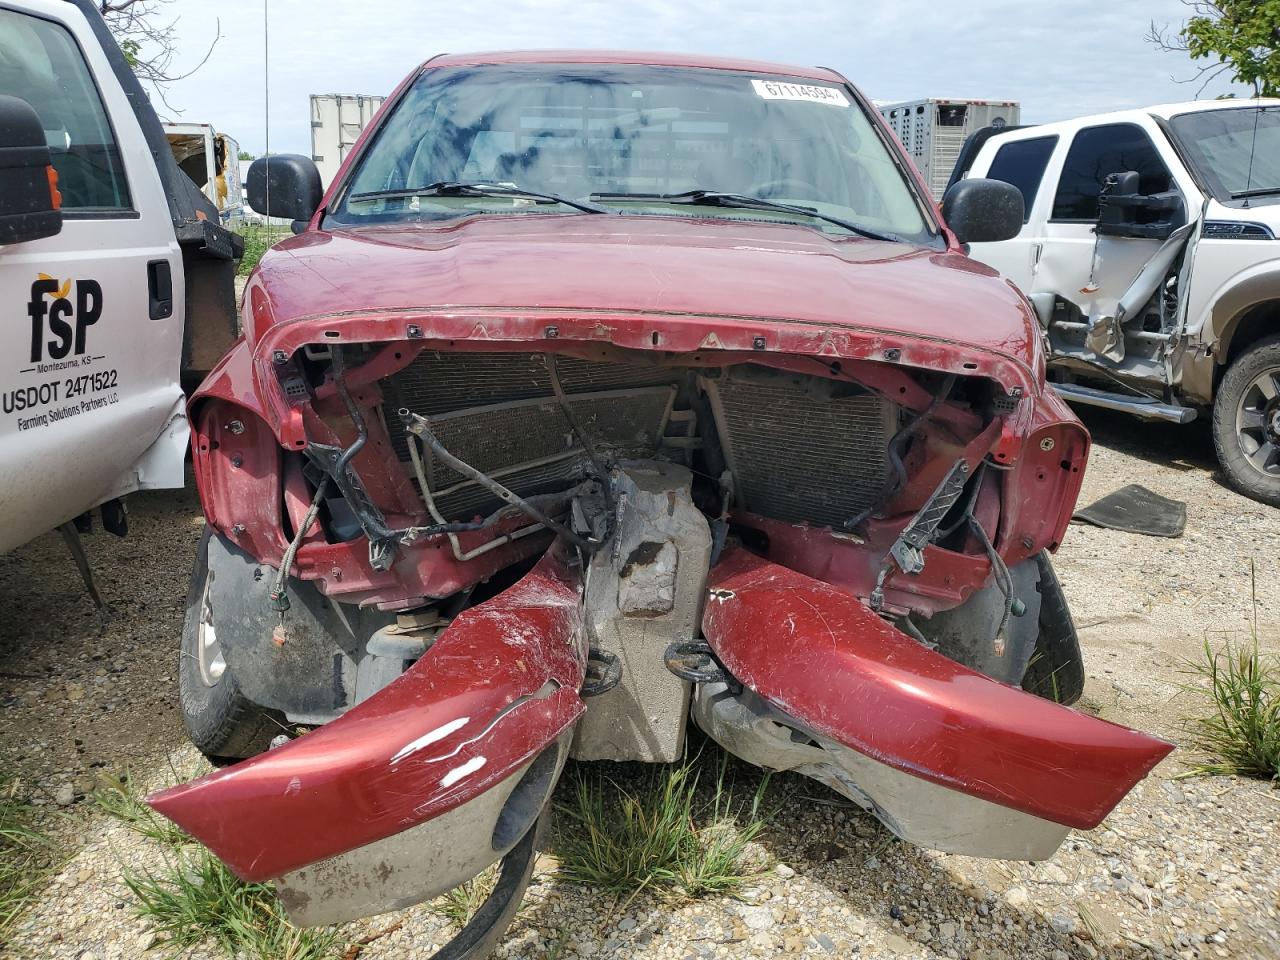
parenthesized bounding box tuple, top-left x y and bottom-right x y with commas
(704, 370, 896, 529)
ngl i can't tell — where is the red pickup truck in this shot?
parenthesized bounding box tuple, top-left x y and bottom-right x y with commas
(149, 51, 1171, 955)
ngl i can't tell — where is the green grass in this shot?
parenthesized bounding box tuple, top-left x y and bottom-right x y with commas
(432, 866, 497, 929)
(1182, 560, 1279, 781)
(96, 766, 338, 959)
(555, 756, 769, 901)
(0, 781, 56, 946)
(91, 771, 190, 847)
(235, 223, 290, 276)
(1183, 636, 1280, 780)
(124, 848, 339, 960)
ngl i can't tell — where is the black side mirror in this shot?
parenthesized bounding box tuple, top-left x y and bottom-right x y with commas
(1096, 170, 1185, 240)
(247, 154, 323, 222)
(1104, 170, 1141, 197)
(941, 178, 1024, 244)
(0, 95, 62, 245)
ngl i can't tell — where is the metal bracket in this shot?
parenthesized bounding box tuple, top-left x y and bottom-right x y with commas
(664, 639, 730, 684)
(871, 458, 971, 610)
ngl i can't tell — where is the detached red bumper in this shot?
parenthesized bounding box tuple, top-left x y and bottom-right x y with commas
(696, 548, 1172, 858)
(149, 549, 585, 923)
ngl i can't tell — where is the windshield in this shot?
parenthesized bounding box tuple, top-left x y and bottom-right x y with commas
(327, 64, 935, 243)
(1169, 105, 1280, 202)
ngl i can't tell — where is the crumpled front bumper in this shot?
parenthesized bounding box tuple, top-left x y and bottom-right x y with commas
(148, 548, 586, 925)
(695, 547, 1174, 859)
(149, 542, 1172, 926)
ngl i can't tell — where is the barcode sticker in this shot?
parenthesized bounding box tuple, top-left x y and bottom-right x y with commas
(750, 79, 849, 107)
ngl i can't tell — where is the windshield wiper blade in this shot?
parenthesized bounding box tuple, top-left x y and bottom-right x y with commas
(1230, 186, 1280, 200)
(591, 189, 903, 243)
(348, 181, 610, 215)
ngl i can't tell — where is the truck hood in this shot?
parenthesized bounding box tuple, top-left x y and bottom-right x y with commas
(248, 215, 1039, 366)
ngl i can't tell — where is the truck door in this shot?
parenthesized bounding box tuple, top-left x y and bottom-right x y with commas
(0, 2, 187, 553)
(966, 133, 1059, 300)
(1027, 122, 1179, 328)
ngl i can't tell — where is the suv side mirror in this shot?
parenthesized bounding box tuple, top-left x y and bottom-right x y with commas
(0, 95, 62, 245)
(247, 154, 323, 222)
(941, 178, 1023, 244)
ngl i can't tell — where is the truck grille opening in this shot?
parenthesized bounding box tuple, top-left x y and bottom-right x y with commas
(384, 352, 897, 529)
(384, 352, 680, 520)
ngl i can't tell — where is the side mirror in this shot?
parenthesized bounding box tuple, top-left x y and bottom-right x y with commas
(1096, 170, 1185, 240)
(0, 95, 62, 245)
(247, 154, 323, 222)
(941, 178, 1024, 244)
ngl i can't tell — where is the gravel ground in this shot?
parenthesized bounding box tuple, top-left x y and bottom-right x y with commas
(1, 407, 1277, 960)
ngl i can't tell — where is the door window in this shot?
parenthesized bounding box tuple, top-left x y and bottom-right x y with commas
(0, 9, 132, 212)
(986, 135, 1058, 223)
(1051, 123, 1172, 221)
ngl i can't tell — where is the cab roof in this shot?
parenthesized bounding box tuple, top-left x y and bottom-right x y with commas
(419, 50, 848, 85)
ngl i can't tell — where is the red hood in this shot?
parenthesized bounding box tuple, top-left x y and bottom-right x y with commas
(246, 215, 1038, 367)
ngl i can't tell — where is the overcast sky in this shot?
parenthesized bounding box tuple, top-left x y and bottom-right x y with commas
(144, 0, 1248, 156)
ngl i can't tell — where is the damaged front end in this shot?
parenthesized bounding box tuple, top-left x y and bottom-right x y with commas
(152, 304, 1171, 947)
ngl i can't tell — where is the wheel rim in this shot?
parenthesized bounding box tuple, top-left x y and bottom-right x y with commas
(196, 578, 226, 687)
(1235, 365, 1280, 480)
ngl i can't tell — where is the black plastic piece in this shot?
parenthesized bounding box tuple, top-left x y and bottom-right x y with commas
(431, 810, 549, 960)
(247, 155, 323, 222)
(664, 640, 729, 684)
(941, 178, 1024, 244)
(1020, 551, 1085, 705)
(0, 95, 61, 245)
(1093, 169, 1186, 240)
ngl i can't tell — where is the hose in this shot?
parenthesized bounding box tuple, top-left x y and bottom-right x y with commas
(269, 476, 328, 612)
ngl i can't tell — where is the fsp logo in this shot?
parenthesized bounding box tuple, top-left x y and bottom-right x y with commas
(27, 274, 102, 363)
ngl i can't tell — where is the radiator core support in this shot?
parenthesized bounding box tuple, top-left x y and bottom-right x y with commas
(571, 461, 712, 763)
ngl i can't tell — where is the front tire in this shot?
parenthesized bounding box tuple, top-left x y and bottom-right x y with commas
(179, 527, 284, 759)
(1212, 335, 1280, 508)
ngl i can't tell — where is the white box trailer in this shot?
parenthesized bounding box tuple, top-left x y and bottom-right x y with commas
(310, 94, 386, 188)
(878, 98, 1020, 200)
(163, 122, 246, 222)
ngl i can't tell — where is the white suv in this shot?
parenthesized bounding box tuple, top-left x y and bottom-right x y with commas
(959, 99, 1280, 506)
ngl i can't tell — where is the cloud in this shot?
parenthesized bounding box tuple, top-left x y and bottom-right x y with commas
(148, 0, 1246, 155)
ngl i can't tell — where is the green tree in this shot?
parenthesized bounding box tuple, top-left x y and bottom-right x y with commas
(1150, 1, 1280, 97)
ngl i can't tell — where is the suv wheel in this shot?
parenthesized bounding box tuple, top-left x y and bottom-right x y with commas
(1213, 335, 1280, 508)
(179, 527, 284, 759)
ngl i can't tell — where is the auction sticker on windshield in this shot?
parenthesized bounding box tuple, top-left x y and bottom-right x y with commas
(750, 79, 849, 107)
